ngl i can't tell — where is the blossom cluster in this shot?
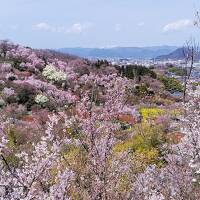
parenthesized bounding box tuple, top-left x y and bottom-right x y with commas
(42, 65, 67, 82)
(35, 94, 49, 106)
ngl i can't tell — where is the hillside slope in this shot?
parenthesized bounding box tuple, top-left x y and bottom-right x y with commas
(58, 46, 178, 59)
(156, 47, 200, 60)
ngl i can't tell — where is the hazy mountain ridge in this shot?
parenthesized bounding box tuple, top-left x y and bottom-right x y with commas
(156, 48, 200, 60)
(58, 46, 178, 59)
(156, 48, 186, 60)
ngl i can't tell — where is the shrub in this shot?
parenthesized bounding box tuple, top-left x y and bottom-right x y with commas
(0, 99, 6, 107)
(6, 95, 18, 104)
(133, 83, 155, 96)
(159, 76, 183, 92)
(168, 66, 185, 76)
(45, 100, 57, 111)
(192, 82, 200, 86)
(116, 65, 157, 80)
(0, 80, 5, 91)
(42, 65, 66, 82)
(133, 83, 149, 96)
(17, 84, 36, 110)
(7, 127, 25, 148)
(114, 123, 166, 168)
(8, 76, 17, 81)
(3, 154, 20, 168)
(35, 94, 49, 107)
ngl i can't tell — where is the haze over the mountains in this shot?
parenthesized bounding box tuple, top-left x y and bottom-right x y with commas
(58, 46, 178, 59)
(156, 48, 200, 60)
(155, 48, 185, 60)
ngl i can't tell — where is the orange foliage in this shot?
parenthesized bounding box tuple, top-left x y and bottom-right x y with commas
(21, 115, 34, 122)
(117, 114, 136, 125)
(13, 69, 31, 80)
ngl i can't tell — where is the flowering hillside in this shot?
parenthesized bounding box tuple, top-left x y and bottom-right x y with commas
(0, 40, 199, 199)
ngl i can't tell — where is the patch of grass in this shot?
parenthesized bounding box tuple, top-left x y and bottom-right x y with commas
(113, 123, 166, 167)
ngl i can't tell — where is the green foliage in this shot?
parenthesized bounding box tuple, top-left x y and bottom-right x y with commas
(0, 82, 5, 91)
(151, 95, 173, 106)
(133, 84, 148, 96)
(114, 123, 166, 166)
(4, 154, 19, 168)
(168, 66, 185, 76)
(45, 100, 57, 111)
(2, 127, 25, 168)
(61, 144, 87, 176)
(170, 109, 182, 118)
(133, 83, 155, 97)
(0, 98, 6, 107)
(159, 75, 183, 92)
(116, 65, 157, 80)
(192, 82, 200, 87)
(17, 84, 36, 110)
(6, 95, 18, 104)
(93, 59, 109, 68)
(7, 127, 25, 148)
(120, 121, 132, 131)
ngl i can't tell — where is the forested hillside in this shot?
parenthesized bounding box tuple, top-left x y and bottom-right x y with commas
(0, 41, 199, 199)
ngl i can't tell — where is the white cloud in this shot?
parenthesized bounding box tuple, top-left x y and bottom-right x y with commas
(34, 22, 54, 31)
(66, 23, 92, 33)
(138, 22, 144, 27)
(115, 24, 121, 32)
(163, 19, 193, 32)
(33, 22, 92, 34)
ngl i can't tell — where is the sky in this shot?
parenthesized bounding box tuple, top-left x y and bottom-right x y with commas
(0, 0, 200, 49)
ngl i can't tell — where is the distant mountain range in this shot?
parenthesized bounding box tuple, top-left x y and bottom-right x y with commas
(156, 48, 200, 60)
(57, 46, 178, 59)
(156, 48, 185, 60)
